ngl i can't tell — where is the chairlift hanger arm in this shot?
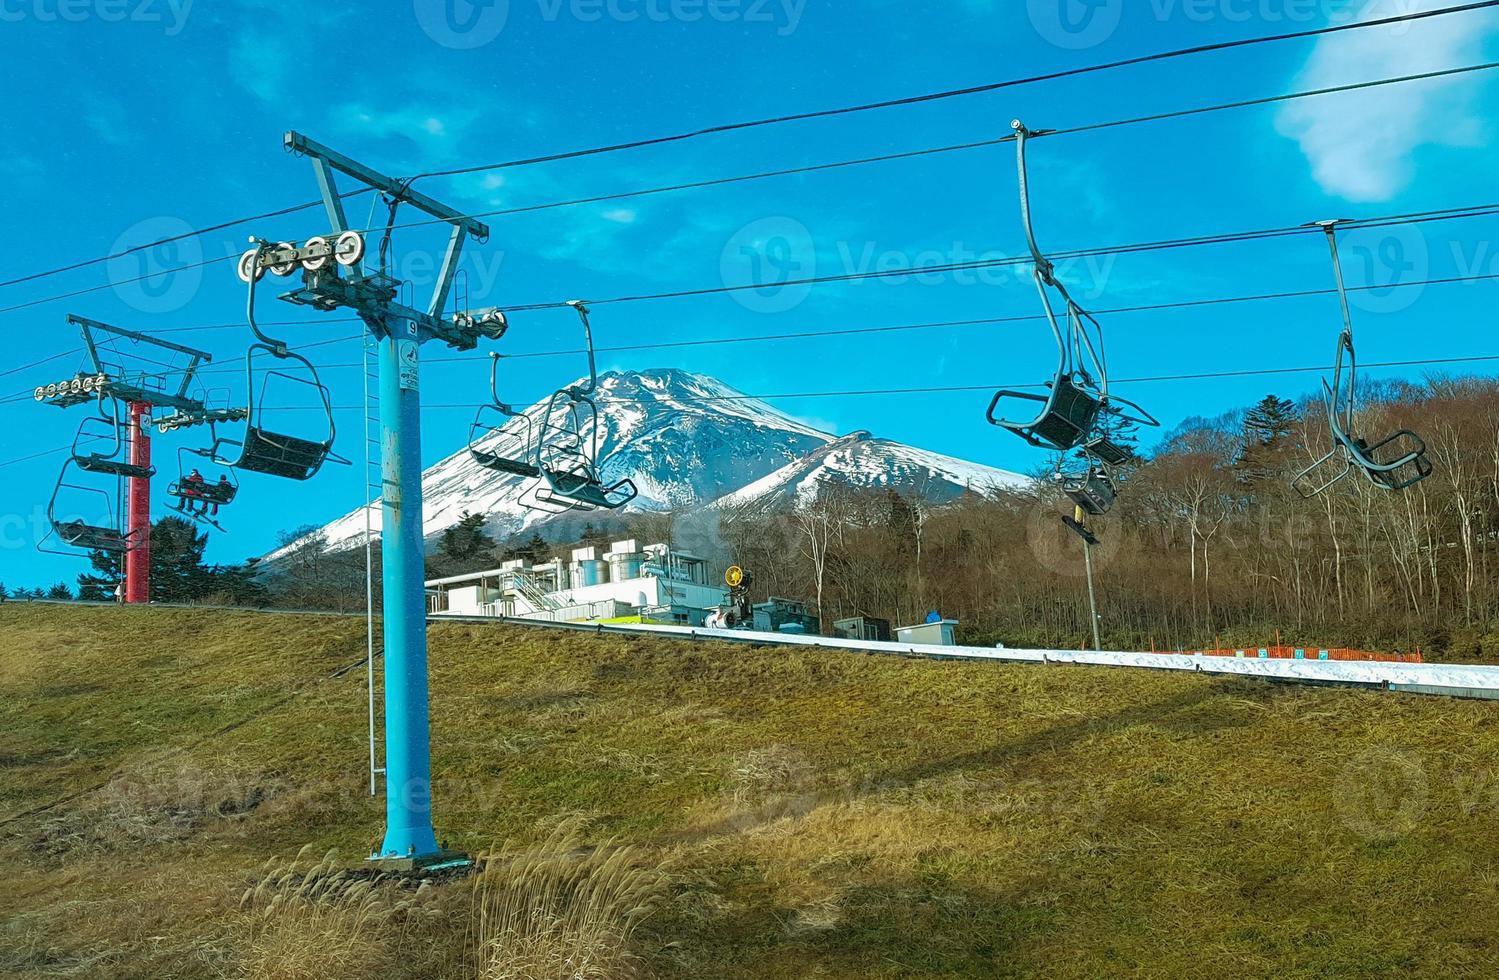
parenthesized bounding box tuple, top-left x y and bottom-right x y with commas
(1012, 120, 1059, 279)
(567, 300, 599, 396)
(1310, 219, 1357, 339)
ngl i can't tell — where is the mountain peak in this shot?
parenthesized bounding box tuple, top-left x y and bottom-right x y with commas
(274, 369, 1025, 558)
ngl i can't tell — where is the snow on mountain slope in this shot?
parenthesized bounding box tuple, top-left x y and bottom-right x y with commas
(711, 431, 1029, 512)
(286, 369, 832, 555)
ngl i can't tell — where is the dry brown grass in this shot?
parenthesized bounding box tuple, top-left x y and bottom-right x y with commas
(234, 847, 434, 980)
(26, 762, 281, 860)
(469, 820, 671, 980)
(9, 605, 1499, 977)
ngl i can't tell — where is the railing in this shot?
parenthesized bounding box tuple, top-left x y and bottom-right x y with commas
(503, 569, 563, 613)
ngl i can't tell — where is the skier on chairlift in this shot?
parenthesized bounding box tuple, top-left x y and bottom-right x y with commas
(209, 474, 232, 516)
(179, 468, 206, 514)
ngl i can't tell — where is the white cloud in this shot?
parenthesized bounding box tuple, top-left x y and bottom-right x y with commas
(1275, 0, 1495, 202)
(601, 208, 638, 224)
(84, 97, 136, 147)
(334, 104, 477, 144)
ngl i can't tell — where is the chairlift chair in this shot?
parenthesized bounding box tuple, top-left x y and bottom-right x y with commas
(71, 395, 156, 480)
(987, 121, 1158, 452)
(530, 302, 638, 512)
(1062, 464, 1118, 517)
(469, 350, 543, 480)
(166, 447, 239, 530)
(467, 303, 637, 513)
(1291, 223, 1433, 499)
(43, 459, 134, 555)
(210, 244, 343, 481)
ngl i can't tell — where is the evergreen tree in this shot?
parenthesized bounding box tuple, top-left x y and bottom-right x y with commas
(501, 531, 550, 565)
(46, 582, 72, 601)
(150, 517, 214, 602)
(1244, 395, 1298, 446)
(1237, 394, 1300, 489)
(439, 511, 494, 562)
(77, 550, 120, 602)
(580, 522, 611, 552)
(75, 516, 223, 603)
(884, 489, 917, 541)
(0, 582, 7, 602)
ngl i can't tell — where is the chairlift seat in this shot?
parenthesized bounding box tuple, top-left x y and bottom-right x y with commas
(56, 520, 129, 553)
(988, 375, 1103, 452)
(1085, 435, 1134, 468)
(1366, 453, 1433, 491)
(236, 426, 332, 481)
(1062, 470, 1117, 517)
(169, 481, 238, 506)
(1349, 430, 1433, 491)
(76, 457, 156, 480)
(471, 447, 541, 479)
(539, 469, 638, 511)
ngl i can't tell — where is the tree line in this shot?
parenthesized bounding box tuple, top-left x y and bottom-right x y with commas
(717, 378, 1499, 661)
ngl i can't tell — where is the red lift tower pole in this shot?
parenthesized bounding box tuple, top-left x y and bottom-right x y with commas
(124, 400, 152, 604)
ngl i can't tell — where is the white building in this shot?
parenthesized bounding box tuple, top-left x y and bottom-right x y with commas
(426, 539, 728, 626)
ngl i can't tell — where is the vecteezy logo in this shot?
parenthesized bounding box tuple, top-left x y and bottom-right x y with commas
(1335, 746, 1429, 841)
(1026, 0, 1122, 51)
(413, 0, 509, 49)
(1340, 223, 1428, 316)
(719, 216, 816, 314)
(107, 216, 202, 315)
(1024, 492, 1122, 578)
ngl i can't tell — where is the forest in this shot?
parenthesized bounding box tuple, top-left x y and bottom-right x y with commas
(714, 376, 1499, 659)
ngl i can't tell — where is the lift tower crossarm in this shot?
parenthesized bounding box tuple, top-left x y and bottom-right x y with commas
(285, 131, 490, 240)
(285, 131, 488, 323)
(66, 314, 214, 412)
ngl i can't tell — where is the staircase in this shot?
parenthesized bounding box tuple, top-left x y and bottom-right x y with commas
(504, 568, 564, 614)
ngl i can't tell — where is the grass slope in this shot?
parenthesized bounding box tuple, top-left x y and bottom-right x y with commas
(2, 604, 1498, 978)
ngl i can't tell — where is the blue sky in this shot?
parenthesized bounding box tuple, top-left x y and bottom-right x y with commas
(2, 0, 1498, 588)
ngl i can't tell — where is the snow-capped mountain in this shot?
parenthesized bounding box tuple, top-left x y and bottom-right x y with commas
(290, 369, 830, 555)
(712, 431, 1029, 513)
(277, 369, 1026, 557)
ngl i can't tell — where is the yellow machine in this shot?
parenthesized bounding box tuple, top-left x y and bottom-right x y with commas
(708, 565, 755, 629)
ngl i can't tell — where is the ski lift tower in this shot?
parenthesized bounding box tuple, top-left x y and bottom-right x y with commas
(34, 316, 238, 602)
(242, 133, 504, 866)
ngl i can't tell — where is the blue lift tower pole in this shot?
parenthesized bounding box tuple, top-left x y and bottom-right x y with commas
(245, 133, 507, 865)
